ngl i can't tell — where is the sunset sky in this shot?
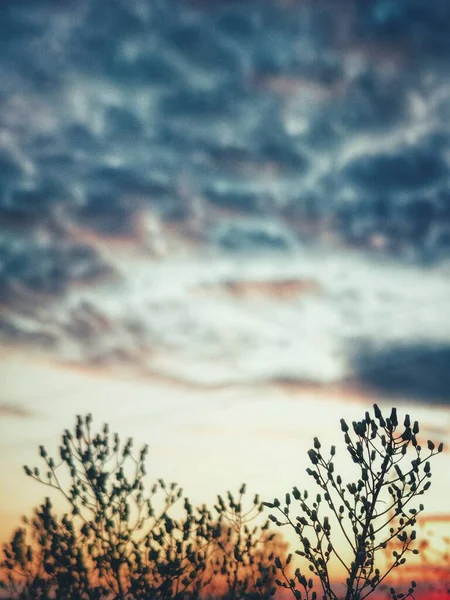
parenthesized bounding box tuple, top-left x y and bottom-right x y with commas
(1, 0, 450, 585)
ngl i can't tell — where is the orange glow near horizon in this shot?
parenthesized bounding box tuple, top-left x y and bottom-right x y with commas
(1, 522, 449, 597)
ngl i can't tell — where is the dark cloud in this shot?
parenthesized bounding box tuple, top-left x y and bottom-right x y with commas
(76, 193, 138, 236)
(258, 139, 310, 174)
(7, 179, 73, 223)
(0, 238, 112, 305)
(0, 0, 450, 395)
(0, 152, 25, 189)
(353, 343, 450, 405)
(162, 86, 236, 119)
(342, 147, 447, 195)
(357, 0, 450, 56)
(0, 0, 449, 335)
(330, 71, 408, 133)
(64, 123, 101, 153)
(103, 107, 143, 141)
(168, 20, 241, 74)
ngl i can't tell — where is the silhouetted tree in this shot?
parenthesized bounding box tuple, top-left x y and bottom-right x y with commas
(265, 404, 444, 600)
(0, 407, 445, 600)
(3, 415, 216, 599)
(0, 415, 289, 600)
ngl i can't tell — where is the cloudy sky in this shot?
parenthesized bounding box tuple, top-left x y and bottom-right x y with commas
(1, 0, 450, 573)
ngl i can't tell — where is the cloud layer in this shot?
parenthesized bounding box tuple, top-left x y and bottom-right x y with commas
(1, 0, 450, 402)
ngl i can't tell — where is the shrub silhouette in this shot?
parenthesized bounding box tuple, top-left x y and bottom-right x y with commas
(205, 485, 288, 600)
(0, 406, 444, 600)
(264, 404, 444, 600)
(2, 415, 217, 599)
(1, 498, 110, 599)
(0, 415, 288, 600)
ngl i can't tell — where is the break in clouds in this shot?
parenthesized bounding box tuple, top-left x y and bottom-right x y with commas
(1, 0, 450, 402)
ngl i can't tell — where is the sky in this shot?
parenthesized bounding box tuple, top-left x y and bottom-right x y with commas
(1, 0, 450, 581)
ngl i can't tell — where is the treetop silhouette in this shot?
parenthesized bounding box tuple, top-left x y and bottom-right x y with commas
(0, 405, 444, 600)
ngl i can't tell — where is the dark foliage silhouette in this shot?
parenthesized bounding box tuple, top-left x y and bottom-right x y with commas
(0, 406, 444, 600)
(0, 415, 286, 600)
(264, 405, 444, 600)
(205, 485, 287, 600)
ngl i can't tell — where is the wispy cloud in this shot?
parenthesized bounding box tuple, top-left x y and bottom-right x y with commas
(0, 403, 34, 418)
